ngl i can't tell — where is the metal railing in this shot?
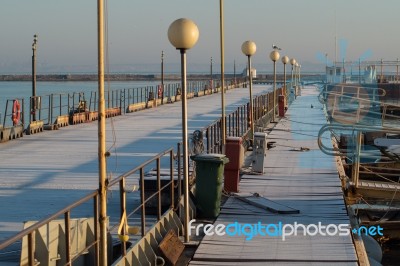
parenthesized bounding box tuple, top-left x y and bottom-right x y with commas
(0, 77, 265, 266)
(0, 78, 245, 132)
(2, 98, 25, 128)
(0, 147, 178, 266)
(203, 88, 283, 153)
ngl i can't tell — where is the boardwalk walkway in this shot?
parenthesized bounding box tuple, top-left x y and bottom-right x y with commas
(0, 85, 270, 241)
(189, 86, 358, 265)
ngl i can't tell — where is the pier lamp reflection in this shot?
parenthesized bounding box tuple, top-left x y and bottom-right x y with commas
(241, 40, 256, 146)
(270, 50, 280, 122)
(168, 18, 199, 243)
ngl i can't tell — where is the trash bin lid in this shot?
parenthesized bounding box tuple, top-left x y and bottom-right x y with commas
(190, 153, 229, 163)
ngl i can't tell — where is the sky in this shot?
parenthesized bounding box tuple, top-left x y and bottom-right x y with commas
(0, 0, 399, 74)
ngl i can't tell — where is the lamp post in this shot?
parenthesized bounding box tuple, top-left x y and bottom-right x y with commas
(290, 58, 296, 87)
(97, 0, 108, 263)
(210, 57, 213, 91)
(241, 40, 256, 145)
(234, 59, 236, 85)
(219, 0, 226, 150)
(32, 34, 38, 121)
(290, 58, 296, 101)
(168, 18, 199, 243)
(269, 50, 280, 122)
(281, 56, 289, 98)
(298, 64, 301, 87)
(325, 53, 328, 83)
(294, 62, 299, 99)
(161, 51, 164, 104)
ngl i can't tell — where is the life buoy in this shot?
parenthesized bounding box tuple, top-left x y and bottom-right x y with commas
(157, 85, 163, 98)
(12, 99, 21, 126)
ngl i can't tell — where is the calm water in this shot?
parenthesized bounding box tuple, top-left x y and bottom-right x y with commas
(0, 80, 162, 105)
(0, 80, 166, 126)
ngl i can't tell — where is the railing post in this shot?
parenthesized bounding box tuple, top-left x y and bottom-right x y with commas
(65, 211, 71, 266)
(206, 127, 211, 154)
(352, 131, 362, 188)
(157, 157, 162, 220)
(49, 94, 52, 125)
(28, 232, 34, 266)
(119, 178, 127, 256)
(140, 168, 146, 237)
(170, 150, 175, 209)
(236, 109, 240, 136)
(94, 194, 99, 266)
(177, 143, 182, 201)
(59, 94, 62, 117)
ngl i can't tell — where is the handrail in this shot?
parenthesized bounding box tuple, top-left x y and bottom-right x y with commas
(0, 79, 259, 265)
(319, 84, 400, 127)
(0, 191, 98, 250)
(317, 123, 400, 158)
(0, 146, 177, 266)
(202, 88, 283, 153)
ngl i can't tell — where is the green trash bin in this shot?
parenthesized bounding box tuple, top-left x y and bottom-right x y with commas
(190, 153, 229, 218)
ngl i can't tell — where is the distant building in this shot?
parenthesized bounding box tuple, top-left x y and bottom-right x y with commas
(326, 65, 377, 84)
(242, 67, 257, 79)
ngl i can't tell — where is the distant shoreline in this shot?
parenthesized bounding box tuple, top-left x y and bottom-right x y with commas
(0, 74, 225, 82)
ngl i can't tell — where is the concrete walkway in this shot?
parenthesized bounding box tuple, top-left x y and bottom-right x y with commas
(0, 85, 270, 241)
(189, 86, 358, 265)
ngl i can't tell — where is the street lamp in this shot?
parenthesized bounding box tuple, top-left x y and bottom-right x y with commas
(281, 55, 289, 99)
(295, 62, 299, 98)
(168, 18, 199, 243)
(269, 50, 280, 122)
(289, 58, 296, 101)
(32, 34, 38, 121)
(219, 0, 226, 150)
(161, 51, 164, 104)
(210, 57, 213, 91)
(298, 64, 301, 88)
(241, 40, 256, 145)
(290, 58, 296, 86)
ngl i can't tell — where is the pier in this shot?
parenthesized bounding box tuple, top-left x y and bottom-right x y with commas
(0, 83, 366, 265)
(189, 86, 360, 265)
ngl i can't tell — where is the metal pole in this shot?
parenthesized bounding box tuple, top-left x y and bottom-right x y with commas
(359, 58, 361, 84)
(97, 0, 108, 264)
(210, 57, 213, 90)
(291, 65, 294, 88)
(352, 131, 362, 188)
(161, 51, 164, 104)
(325, 53, 329, 83)
(397, 58, 399, 83)
(273, 60, 277, 122)
(219, 0, 226, 150)
(248, 55, 254, 144)
(380, 59, 383, 83)
(32, 35, 38, 121)
(299, 65, 301, 86)
(180, 49, 190, 243)
(234, 60, 236, 85)
(283, 63, 287, 98)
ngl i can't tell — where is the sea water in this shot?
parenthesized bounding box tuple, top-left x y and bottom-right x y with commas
(0, 80, 165, 125)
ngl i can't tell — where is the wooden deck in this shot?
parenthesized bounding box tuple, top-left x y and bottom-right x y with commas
(0, 85, 271, 242)
(189, 87, 358, 265)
